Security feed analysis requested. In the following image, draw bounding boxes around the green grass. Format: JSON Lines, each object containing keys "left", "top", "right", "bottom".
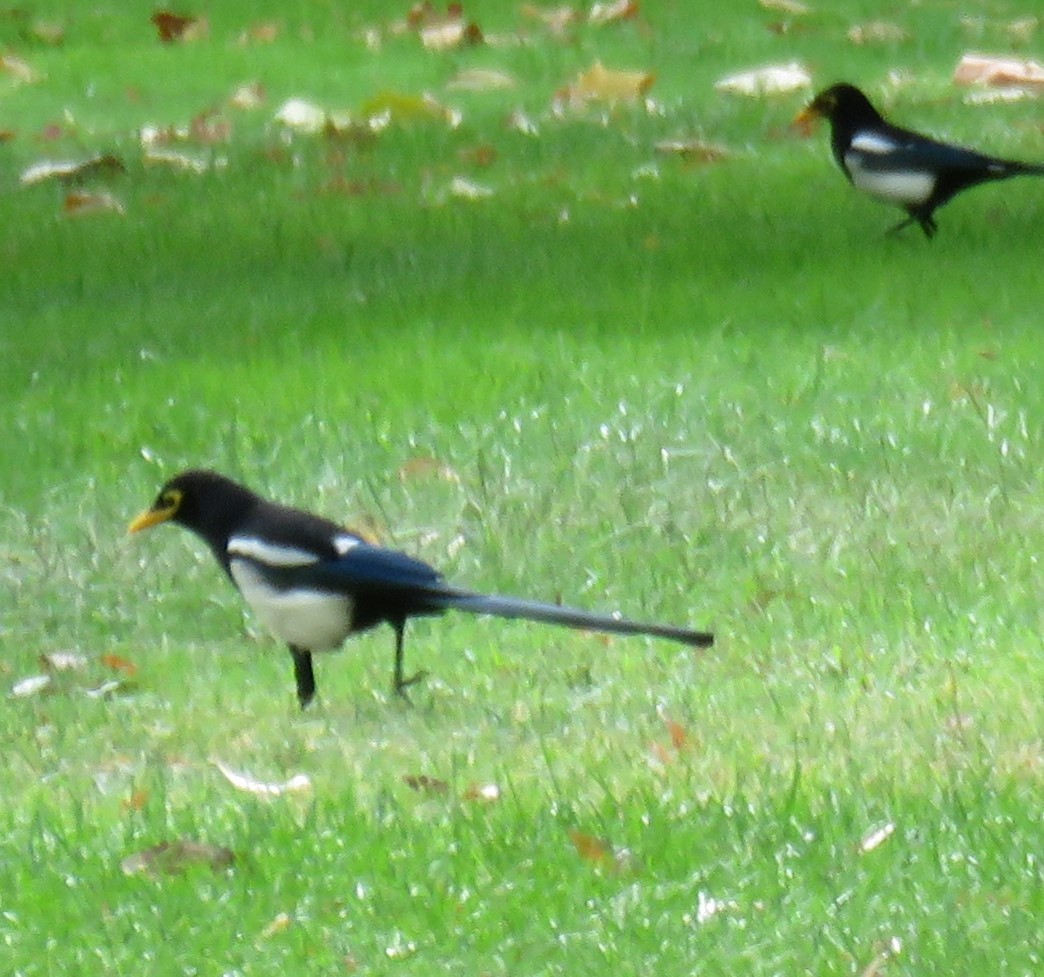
{"left": 3, "top": 2, "right": 1043, "bottom": 974}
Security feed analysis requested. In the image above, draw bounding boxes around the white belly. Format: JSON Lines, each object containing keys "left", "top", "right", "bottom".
{"left": 846, "top": 154, "right": 935, "bottom": 206}
{"left": 230, "top": 559, "right": 353, "bottom": 651}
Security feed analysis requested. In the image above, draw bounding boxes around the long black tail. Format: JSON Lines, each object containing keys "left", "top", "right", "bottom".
{"left": 429, "top": 589, "right": 714, "bottom": 647}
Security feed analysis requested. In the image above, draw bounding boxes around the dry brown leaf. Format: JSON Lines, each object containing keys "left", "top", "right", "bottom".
{"left": 0, "top": 129, "right": 15, "bottom": 142}
{"left": 101, "top": 653, "right": 138, "bottom": 675}
{"left": 859, "top": 822, "right": 895, "bottom": 853}
{"left": 759, "top": 0, "right": 809, "bottom": 12}
{"left": 560, "top": 60, "right": 655, "bottom": 106}
{"left": 229, "top": 81, "right": 266, "bottom": 110}
{"left": 143, "top": 147, "right": 212, "bottom": 173}
{"left": 21, "top": 154, "right": 125, "bottom": 186}
{"left": 238, "top": 21, "right": 280, "bottom": 45}
{"left": 63, "top": 191, "right": 125, "bottom": 217}
{"left": 0, "top": 53, "right": 39, "bottom": 84}
{"left": 569, "top": 829, "right": 611, "bottom": 863}
{"left": 397, "top": 456, "right": 461, "bottom": 481}
{"left": 448, "top": 175, "right": 493, "bottom": 199}
{"left": 655, "top": 137, "right": 731, "bottom": 162}
{"left": 446, "top": 67, "right": 516, "bottom": 91}
{"left": 12, "top": 675, "right": 51, "bottom": 698}
{"left": 847, "top": 21, "right": 908, "bottom": 45}
{"left": 462, "top": 782, "right": 501, "bottom": 802}
{"left": 664, "top": 717, "right": 689, "bottom": 751}
{"left": 715, "top": 62, "right": 811, "bottom": 96}
{"left": 40, "top": 651, "right": 88, "bottom": 672}
{"left": 213, "top": 760, "right": 312, "bottom": 797}
{"left": 421, "top": 17, "right": 483, "bottom": 50}
{"left": 30, "top": 19, "right": 66, "bottom": 45}
{"left": 120, "top": 789, "right": 150, "bottom": 813}
{"left": 190, "top": 110, "right": 231, "bottom": 144}
{"left": 402, "top": 774, "right": 450, "bottom": 794}
{"left": 259, "top": 912, "right": 293, "bottom": 939}
{"left": 953, "top": 53, "right": 1044, "bottom": 87}
{"left": 152, "top": 11, "right": 209, "bottom": 43}
{"left": 121, "top": 839, "right": 235, "bottom": 877}
{"left": 588, "top": 0, "right": 639, "bottom": 25}
{"left": 458, "top": 144, "right": 497, "bottom": 166}
{"left": 521, "top": 4, "right": 578, "bottom": 35}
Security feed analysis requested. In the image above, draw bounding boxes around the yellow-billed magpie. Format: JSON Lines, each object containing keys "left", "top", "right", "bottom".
{"left": 796, "top": 82, "right": 1044, "bottom": 238}
{"left": 129, "top": 470, "right": 714, "bottom": 707}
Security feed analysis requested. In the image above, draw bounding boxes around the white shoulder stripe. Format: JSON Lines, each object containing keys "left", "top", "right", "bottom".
{"left": 333, "top": 534, "right": 361, "bottom": 556}
{"left": 228, "top": 536, "right": 321, "bottom": 567}
{"left": 850, "top": 131, "right": 899, "bottom": 155}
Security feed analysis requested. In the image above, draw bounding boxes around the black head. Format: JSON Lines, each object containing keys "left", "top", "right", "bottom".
{"left": 798, "top": 83, "right": 885, "bottom": 129}
{"left": 128, "top": 469, "right": 261, "bottom": 542}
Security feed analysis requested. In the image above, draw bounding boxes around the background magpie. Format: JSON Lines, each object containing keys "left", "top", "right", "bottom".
{"left": 796, "top": 82, "right": 1044, "bottom": 237}
{"left": 129, "top": 470, "right": 714, "bottom": 707}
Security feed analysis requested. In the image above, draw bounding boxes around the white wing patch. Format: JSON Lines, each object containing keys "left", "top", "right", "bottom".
{"left": 333, "top": 534, "right": 361, "bottom": 556}
{"left": 850, "top": 131, "right": 900, "bottom": 155}
{"left": 230, "top": 560, "right": 353, "bottom": 651}
{"left": 228, "top": 536, "right": 320, "bottom": 567}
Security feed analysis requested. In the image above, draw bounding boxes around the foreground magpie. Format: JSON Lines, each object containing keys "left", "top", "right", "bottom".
{"left": 796, "top": 82, "right": 1044, "bottom": 237}
{"left": 129, "top": 470, "right": 714, "bottom": 707}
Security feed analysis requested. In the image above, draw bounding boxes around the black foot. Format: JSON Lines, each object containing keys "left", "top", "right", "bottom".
{"left": 394, "top": 669, "right": 429, "bottom": 701}
{"left": 291, "top": 647, "right": 316, "bottom": 709}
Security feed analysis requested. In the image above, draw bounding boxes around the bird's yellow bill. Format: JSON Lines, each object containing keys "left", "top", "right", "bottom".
{"left": 792, "top": 104, "right": 820, "bottom": 136}
{"left": 128, "top": 506, "right": 174, "bottom": 534}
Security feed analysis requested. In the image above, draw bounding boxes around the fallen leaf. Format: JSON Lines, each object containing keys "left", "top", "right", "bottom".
{"left": 21, "top": 154, "right": 125, "bottom": 185}
{"left": 462, "top": 782, "right": 501, "bottom": 802}
{"left": 64, "top": 191, "right": 125, "bottom": 217}
{"left": 560, "top": 60, "right": 655, "bottom": 106}
{"left": 0, "top": 53, "right": 39, "bottom": 84}
{"left": 654, "top": 137, "right": 731, "bottom": 161}
{"left": 237, "top": 21, "right": 280, "bottom": 45}
{"left": 274, "top": 98, "right": 329, "bottom": 134}
{"left": 458, "top": 143, "right": 497, "bottom": 166}
{"left": 121, "top": 839, "right": 234, "bottom": 876}
{"left": 847, "top": 21, "right": 908, "bottom": 45}
{"left": 569, "top": 829, "right": 611, "bottom": 863}
{"left": 361, "top": 90, "right": 460, "bottom": 127}
{"left": 85, "top": 678, "right": 132, "bottom": 697}
{"left": 714, "top": 62, "right": 811, "bottom": 96}
{"left": 446, "top": 67, "right": 516, "bottom": 91}
{"left": 588, "top": 0, "right": 639, "bottom": 25}
{"left": 12, "top": 675, "right": 52, "bottom": 698}
{"left": 120, "top": 789, "right": 150, "bottom": 812}
{"left": 189, "top": 110, "right": 231, "bottom": 144}
{"left": 448, "top": 175, "right": 493, "bottom": 199}
{"left": 759, "top": 0, "right": 809, "bottom": 12}
{"left": 100, "top": 653, "right": 138, "bottom": 675}
{"left": 229, "top": 81, "right": 266, "bottom": 110}
{"left": 1006, "top": 18, "right": 1038, "bottom": 44}
{"left": 664, "top": 717, "right": 689, "bottom": 750}
{"left": 30, "top": 19, "right": 66, "bottom": 45}
{"left": 420, "top": 17, "right": 483, "bottom": 50}
{"left": 402, "top": 774, "right": 450, "bottom": 794}
{"left": 144, "top": 147, "right": 213, "bottom": 172}
{"left": 259, "top": 912, "right": 293, "bottom": 939}
{"left": 152, "top": 11, "right": 209, "bottom": 43}
{"left": 953, "top": 53, "right": 1044, "bottom": 87}
{"left": 0, "top": 129, "right": 15, "bottom": 142}
{"left": 506, "top": 108, "right": 539, "bottom": 135}
{"left": 40, "top": 651, "right": 88, "bottom": 672}
{"left": 521, "top": 4, "right": 579, "bottom": 36}
{"left": 859, "top": 821, "right": 895, "bottom": 853}
{"left": 213, "top": 760, "right": 312, "bottom": 797}
{"left": 397, "top": 456, "right": 461, "bottom": 481}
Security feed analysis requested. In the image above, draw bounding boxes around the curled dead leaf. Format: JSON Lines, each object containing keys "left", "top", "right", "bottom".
{"left": 715, "top": 62, "right": 811, "bottom": 96}
{"left": 446, "top": 68, "right": 516, "bottom": 91}
{"left": 100, "top": 653, "right": 138, "bottom": 675}
{"left": 144, "top": 148, "right": 214, "bottom": 173}
{"left": 21, "top": 154, "right": 125, "bottom": 186}
{"left": 859, "top": 821, "right": 895, "bottom": 853}
{"left": 121, "top": 839, "right": 234, "bottom": 876}
{"left": 213, "top": 760, "right": 312, "bottom": 797}
{"left": 64, "top": 191, "right": 125, "bottom": 217}
{"left": 953, "top": 53, "right": 1044, "bottom": 87}
{"left": 0, "top": 53, "right": 39, "bottom": 84}
{"left": 152, "top": 11, "right": 209, "bottom": 43}
{"left": 655, "top": 137, "right": 731, "bottom": 162}
{"left": 40, "top": 651, "right": 88, "bottom": 672}
{"left": 448, "top": 175, "right": 493, "bottom": 199}
{"left": 229, "top": 82, "right": 266, "bottom": 110}
{"left": 560, "top": 60, "right": 656, "bottom": 107}
{"left": 397, "top": 456, "right": 461, "bottom": 481}
{"left": 462, "top": 782, "right": 501, "bottom": 802}
{"left": 847, "top": 21, "right": 908, "bottom": 45}
{"left": 402, "top": 774, "right": 450, "bottom": 794}
{"left": 588, "top": 0, "right": 639, "bottom": 25}
{"left": 12, "top": 675, "right": 52, "bottom": 698}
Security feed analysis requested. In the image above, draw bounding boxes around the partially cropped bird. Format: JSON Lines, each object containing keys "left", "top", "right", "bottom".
{"left": 795, "top": 82, "right": 1044, "bottom": 237}
{"left": 129, "top": 470, "right": 714, "bottom": 707}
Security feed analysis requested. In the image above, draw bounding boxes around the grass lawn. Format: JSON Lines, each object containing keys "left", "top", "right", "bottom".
{"left": 2, "top": 2, "right": 1042, "bottom": 973}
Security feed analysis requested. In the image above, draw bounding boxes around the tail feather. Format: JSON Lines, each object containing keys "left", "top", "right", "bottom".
{"left": 429, "top": 589, "right": 714, "bottom": 647}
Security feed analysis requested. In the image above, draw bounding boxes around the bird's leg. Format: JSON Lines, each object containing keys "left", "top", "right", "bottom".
{"left": 290, "top": 645, "right": 316, "bottom": 709}
{"left": 392, "top": 619, "right": 428, "bottom": 699}
{"left": 886, "top": 214, "right": 916, "bottom": 237}
{"left": 919, "top": 215, "right": 938, "bottom": 239}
